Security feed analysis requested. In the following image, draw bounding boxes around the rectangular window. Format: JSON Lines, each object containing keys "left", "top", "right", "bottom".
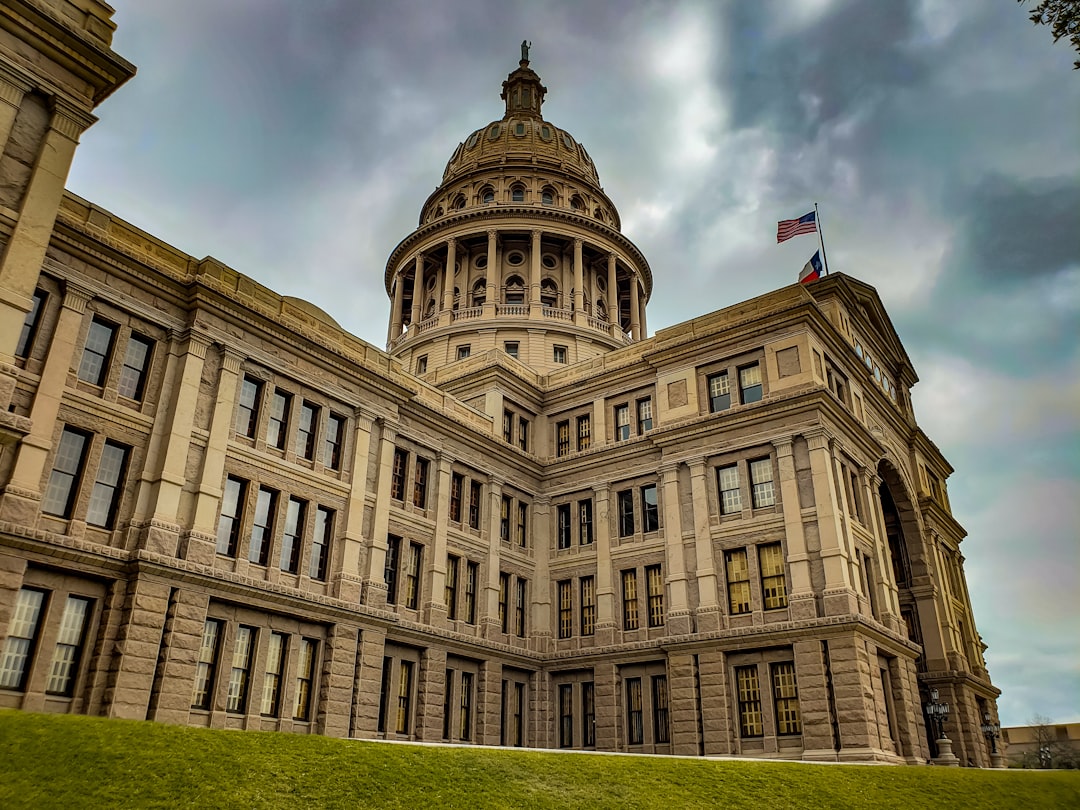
{"left": 459, "top": 671, "right": 474, "bottom": 741}
{"left": 390, "top": 448, "right": 407, "bottom": 500}
{"left": 44, "top": 595, "right": 92, "bottom": 696}
{"left": 736, "top": 665, "right": 763, "bottom": 737}
{"left": 626, "top": 677, "right": 643, "bottom": 745}
{"left": 456, "top": 345, "right": 471, "bottom": 361}
{"left": 248, "top": 487, "right": 278, "bottom": 566}
{"left": 707, "top": 371, "right": 730, "bottom": 412}
{"left": 759, "top": 543, "right": 788, "bottom": 610}
{"left": 413, "top": 457, "right": 429, "bottom": 509}
{"left": 725, "top": 549, "right": 751, "bottom": 614}
{"left": 503, "top": 410, "right": 513, "bottom": 443}
{"left": 294, "top": 638, "right": 317, "bottom": 721}
{"left": 749, "top": 458, "right": 776, "bottom": 508}
{"left": 646, "top": 564, "right": 664, "bottom": 628}
{"left": 557, "top": 503, "right": 572, "bottom": 549}
{"left": 739, "top": 363, "right": 763, "bottom": 404}
{"left": 622, "top": 569, "right": 639, "bottom": 631}
{"left": 772, "top": 662, "right": 801, "bottom": 735}
{"left": 226, "top": 625, "right": 257, "bottom": 714}
{"left": 516, "top": 502, "right": 528, "bottom": 547}
{"left": 514, "top": 578, "right": 527, "bottom": 637}
{"left": 450, "top": 473, "right": 464, "bottom": 522}
{"left": 468, "top": 481, "right": 482, "bottom": 529}
{"left": 637, "top": 397, "right": 653, "bottom": 433}
{"left": 553, "top": 345, "right": 567, "bottom": 364}
{"left": 579, "top": 499, "right": 594, "bottom": 545}
{"left": 498, "top": 572, "right": 510, "bottom": 633}
{"left": 617, "top": 489, "right": 635, "bottom": 537}
{"left": 504, "top": 341, "right": 519, "bottom": 359}
{"left": 445, "top": 554, "right": 459, "bottom": 620}
{"left": 216, "top": 476, "right": 247, "bottom": 557}
{"left": 377, "top": 657, "right": 392, "bottom": 733}
{"left": 385, "top": 535, "right": 401, "bottom": 604}
{"left": 324, "top": 413, "right": 345, "bottom": 470}
{"left": 86, "top": 440, "right": 129, "bottom": 529}
{"left": 559, "top": 683, "right": 574, "bottom": 748}
{"left": 652, "top": 675, "right": 670, "bottom": 744}
{"left": 576, "top": 415, "right": 591, "bottom": 451}
{"left": 717, "top": 464, "right": 742, "bottom": 515}
{"left": 192, "top": 618, "right": 223, "bottom": 710}
{"left": 78, "top": 319, "right": 116, "bottom": 386}
{"left": 405, "top": 543, "right": 423, "bottom": 610}
{"left": 266, "top": 390, "right": 291, "bottom": 450}
{"left": 556, "top": 420, "right": 570, "bottom": 457}
{"left": 580, "top": 576, "right": 596, "bottom": 636}
{"left": 0, "top": 588, "right": 46, "bottom": 691}
{"left": 261, "top": 632, "right": 287, "bottom": 717}
{"left": 309, "top": 506, "right": 333, "bottom": 581}
{"left": 297, "top": 402, "right": 319, "bottom": 460}
{"left": 415, "top": 355, "right": 428, "bottom": 374}
{"left": 237, "top": 376, "right": 262, "bottom": 438}
{"left": 499, "top": 495, "right": 511, "bottom": 542}
{"left": 557, "top": 580, "right": 573, "bottom": 639}
{"left": 279, "top": 497, "right": 306, "bottom": 574}
{"left": 641, "top": 484, "right": 659, "bottom": 533}
{"left": 396, "top": 659, "right": 413, "bottom": 733}
{"left": 464, "top": 561, "right": 479, "bottom": 624}
{"left": 117, "top": 333, "right": 153, "bottom": 401}
{"left": 582, "top": 681, "right": 596, "bottom": 747}
{"left": 518, "top": 417, "right": 529, "bottom": 452}
{"left": 15, "top": 289, "right": 46, "bottom": 359}
{"left": 42, "top": 427, "right": 90, "bottom": 519}
{"left": 513, "top": 681, "right": 525, "bottom": 746}
{"left": 614, "top": 404, "right": 630, "bottom": 441}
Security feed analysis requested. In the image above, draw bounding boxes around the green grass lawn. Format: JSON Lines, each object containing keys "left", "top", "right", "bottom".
{"left": 1, "top": 710, "right": 1077, "bottom": 809}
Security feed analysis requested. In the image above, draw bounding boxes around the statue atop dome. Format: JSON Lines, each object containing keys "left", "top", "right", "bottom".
{"left": 520, "top": 40, "right": 530, "bottom": 64}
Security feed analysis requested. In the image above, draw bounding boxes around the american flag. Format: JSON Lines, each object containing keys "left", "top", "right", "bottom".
{"left": 777, "top": 211, "right": 817, "bottom": 243}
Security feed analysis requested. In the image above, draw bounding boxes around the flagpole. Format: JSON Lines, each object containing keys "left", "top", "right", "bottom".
{"left": 815, "top": 202, "right": 831, "bottom": 275}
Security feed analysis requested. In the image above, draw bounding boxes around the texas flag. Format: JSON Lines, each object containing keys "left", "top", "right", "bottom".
{"left": 799, "top": 251, "right": 823, "bottom": 284}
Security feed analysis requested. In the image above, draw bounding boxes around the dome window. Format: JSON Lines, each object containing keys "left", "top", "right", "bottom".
{"left": 541, "top": 278, "right": 559, "bottom": 308}
{"left": 594, "top": 207, "right": 604, "bottom": 221}
{"left": 539, "top": 125, "right": 552, "bottom": 141}
{"left": 475, "top": 254, "right": 488, "bottom": 269}
{"left": 561, "top": 132, "right": 575, "bottom": 149}
{"left": 541, "top": 253, "right": 558, "bottom": 270}
{"left": 596, "top": 276, "right": 606, "bottom": 292}
{"left": 511, "top": 186, "right": 525, "bottom": 203}
{"left": 480, "top": 187, "right": 495, "bottom": 204}
{"left": 506, "top": 251, "right": 525, "bottom": 266}
{"left": 504, "top": 275, "right": 526, "bottom": 304}
{"left": 570, "top": 195, "right": 584, "bottom": 211}
{"left": 488, "top": 123, "right": 502, "bottom": 140}
{"left": 541, "top": 188, "right": 554, "bottom": 205}
{"left": 434, "top": 205, "right": 444, "bottom": 218}
{"left": 453, "top": 194, "right": 466, "bottom": 210}
{"left": 471, "top": 279, "right": 486, "bottom": 307}
{"left": 514, "top": 122, "right": 526, "bottom": 137}
{"left": 466, "top": 131, "right": 480, "bottom": 149}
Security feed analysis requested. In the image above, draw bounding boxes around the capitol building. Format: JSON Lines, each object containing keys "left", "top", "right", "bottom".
{"left": 0, "top": 2, "right": 1002, "bottom": 765}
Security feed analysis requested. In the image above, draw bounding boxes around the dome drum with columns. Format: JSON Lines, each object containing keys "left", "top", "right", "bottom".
{"left": 384, "top": 55, "right": 651, "bottom": 375}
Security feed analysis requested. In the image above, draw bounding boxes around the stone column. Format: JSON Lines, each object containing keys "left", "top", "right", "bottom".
{"left": 0, "top": 101, "right": 93, "bottom": 361}
{"left": 0, "top": 280, "right": 93, "bottom": 523}
{"left": 687, "top": 459, "right": 722, "bottom": 631}
{"left": 828, "top": 635, "right": 882, "bottom": 761}
{"left": 698, "top": 649, "right": 733, "bottom": 755}
{"left": 315, "top": 622, "right": 361, "bottom": 738}
{"left": 629, "top": 274, "right": 641, "bottom": 341}
{"left": 104, "top": 575, "right": 173, "bottom": 721}
{"left": 531, "top": 496, "right": 552, "bottom": 652}
{"left": 416, "top": 648, "right": 448, "bottom": 741}
{"left": 805, "top": 429, "right": 857, "bottom": 615}
{"left": 794, "top": 639, "right": 839, "bottom": 761}
{"left": 145, "top": 588, "right": 210, "bottom": 726}
{"left": 482, "top": 477, "right": 505, "bottom": 638}
{"left": 350, "top": 626, "right": 387, "bottom": 739}
{"left": 409, "top": 254, "right": 423, "bottom": 330}
{"left": 668, "top": 652, "right": 700, "bottom": 755}
{"left": 425, "top": 452, "right": 453, "bottom": 627}
{"left": 335, "top": 408, "right": 376, "bottom": 603}
{"left": 639, "top": 288, "right": 648, "bottom": 339}
{"left": 362, "top": 422, "right": 397, "bottom": 609}
{"left": 388, "top": 269, "right": 404, "bottom": 344}
{"left": 592, "top": 483, "right": 617, "bottom": 644}
{"left": 529, "top": 229, "right": 542, "bottom": 316}
{"left": 659, "top": 461, "right": 692, "bottom": 634}
{"left": 440, "top": 238, "right": 456, "bottom": 325}
{"left": 773, "top": 438, "right": 817, "bottom": 619}
{"left": 606, "top": 253, "right": 618, "bottom": 337}
{"left": 593, "top": 661, "right": 619, "bottom": 752}
{"left": 476, "top": 659, "right": 503, "bottom": 745}
{"left": 184, "top": 347, "right": 243, "bottom": 564}
{"left": 572, "top": 238, "right": 586, "bottom": 326}
{"left": 135, "top": 329, "right": 212, "bottom": 555}
{"left": 0, "top": 74, "right": 27, "bottom": 158}
{"left": 484, "top": 230, "right": 498, "bottom": 316}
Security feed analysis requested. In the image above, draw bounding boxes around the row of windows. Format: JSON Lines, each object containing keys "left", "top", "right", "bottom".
{"left": 725, "top": 543, "right": 788, "bottom": 613}
{"left": 216, "top": 475, "right": 335, "bottom": 580}
{"left": 556, "top": 576, "right": 597, "bottom": 639}
{"left": 617, "top": 484, "right": 659, "bottom": 537}
{"left": 390, "top": 448, "right": 430, "bottom": 509}
{"left": 238, "top": 376, "right": 346, "bottom": 471}
{"left": 444, "top": 555, "right": 480, "bottom": 624}
{"left": 736, "top": 662, "right": 801, "bottom": 737}
{"left": 557, "top": 680, "right": 597, "bottom": 748}
{"left": 385, "top": 535, "right": 423, "bottom": 610}
{"left": 456, "top": 342, "right": 569, "bottom": 366}
{"left": 556, "top": 499, "right": 594, "bottom": 549}
{"left": 716, "top": 458, "right": 776, "bottom": 514}
{"left": 42, "top": 427, "right": 130, "bottom": 529}
{"left": 554, "top": 396, "right": 654, "bottom": 458}
{"left": 0, "top": 587, "right": 93, "bottom": 696}
{"left": 498, "top": 573, "right": 529, "bottom": 637}
{"left": 707, "top": 362, "right": 763, "bottom": 413}
{"left": 622, "top": 565, "right": 665, "bottom": 631}
{"left": 626, "top": 674, "right": 670, "bottom": 746}
{"left": 191, "top": 618, "right": 318, "bottom": 721}
{"left": 502, "top": 407, "right": 530, "bottom": 452}
{"left": 499, "top": 495, "right": 529, "bottom": 548}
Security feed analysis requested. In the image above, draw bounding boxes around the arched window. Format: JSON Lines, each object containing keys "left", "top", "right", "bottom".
{"left": 541, "top": 188, "right": 554, "bottom": 206}
{"left": 480, "top": 187, "right": 495, "bottom": 204}
{"left": 434, "top": 205, "right": 444, "bottom": 218}
{"left": 504, "top": 275, "right": 525, "bottom": 305}
{"left": 425, "top": 298, "right": 436, "bottom": 319}
{"left": 570, "top": 195, "right": 584, "bottom": 212}
{"left": 453, "top": 194, "right": 466, "bottom": 210}
{"left": 540, "top": 278, "right": 559, "bottom": 308}
{"left": 472, "top": 279, "right": 486, "bottom": 307}
{"left": 594, "top": 207, "right": 604, "bottom": 221}
{"left": 511, "top": 185, "right": 525, "bottom": 203}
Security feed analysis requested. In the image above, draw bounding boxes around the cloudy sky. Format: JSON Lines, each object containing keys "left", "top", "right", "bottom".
{"left": 67, "top": 1, "right": 1078, "bottom": 726}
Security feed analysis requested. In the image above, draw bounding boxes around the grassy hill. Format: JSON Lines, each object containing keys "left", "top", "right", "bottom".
{"left": 1, "top": 710, "right": 1078, "bottom": 809}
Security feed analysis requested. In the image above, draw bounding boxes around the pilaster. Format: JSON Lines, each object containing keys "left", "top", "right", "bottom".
{"left": 687, "top": 459, "right": 721, "bottom": 631}
{"left": 315, "top": 622, "right": 360, "bottom": 738}
{"left": 805, "top": 429, "right": 858, "bottom": 615}
{"left": 659, "top": 461, "right": 692, "bottom": 634}
{"left": 335, "top": 408, "right": 376, "bottom": 603}
{"left": 361, "top": 421, "right": 397, "bottom": 608}
{"left": 773, "top": 438, "right": 817, "bottom": 620}
{"left": 592, "top": 483, "right": 616, "bottom": 644}
{"left": 424, "top": 452, "right": 453, "bottom": 627}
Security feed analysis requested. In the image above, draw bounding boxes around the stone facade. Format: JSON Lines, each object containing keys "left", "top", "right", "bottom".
{"left": 0, "top": 3, "right": 1003, "bottom": 766}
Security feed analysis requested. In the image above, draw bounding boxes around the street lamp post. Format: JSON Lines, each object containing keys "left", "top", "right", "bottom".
{"left": 924, "top": 687, "right": 959, "bottom": 766}
{"left": 981, "top": 711, "right": 1005, "bottom": 768}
